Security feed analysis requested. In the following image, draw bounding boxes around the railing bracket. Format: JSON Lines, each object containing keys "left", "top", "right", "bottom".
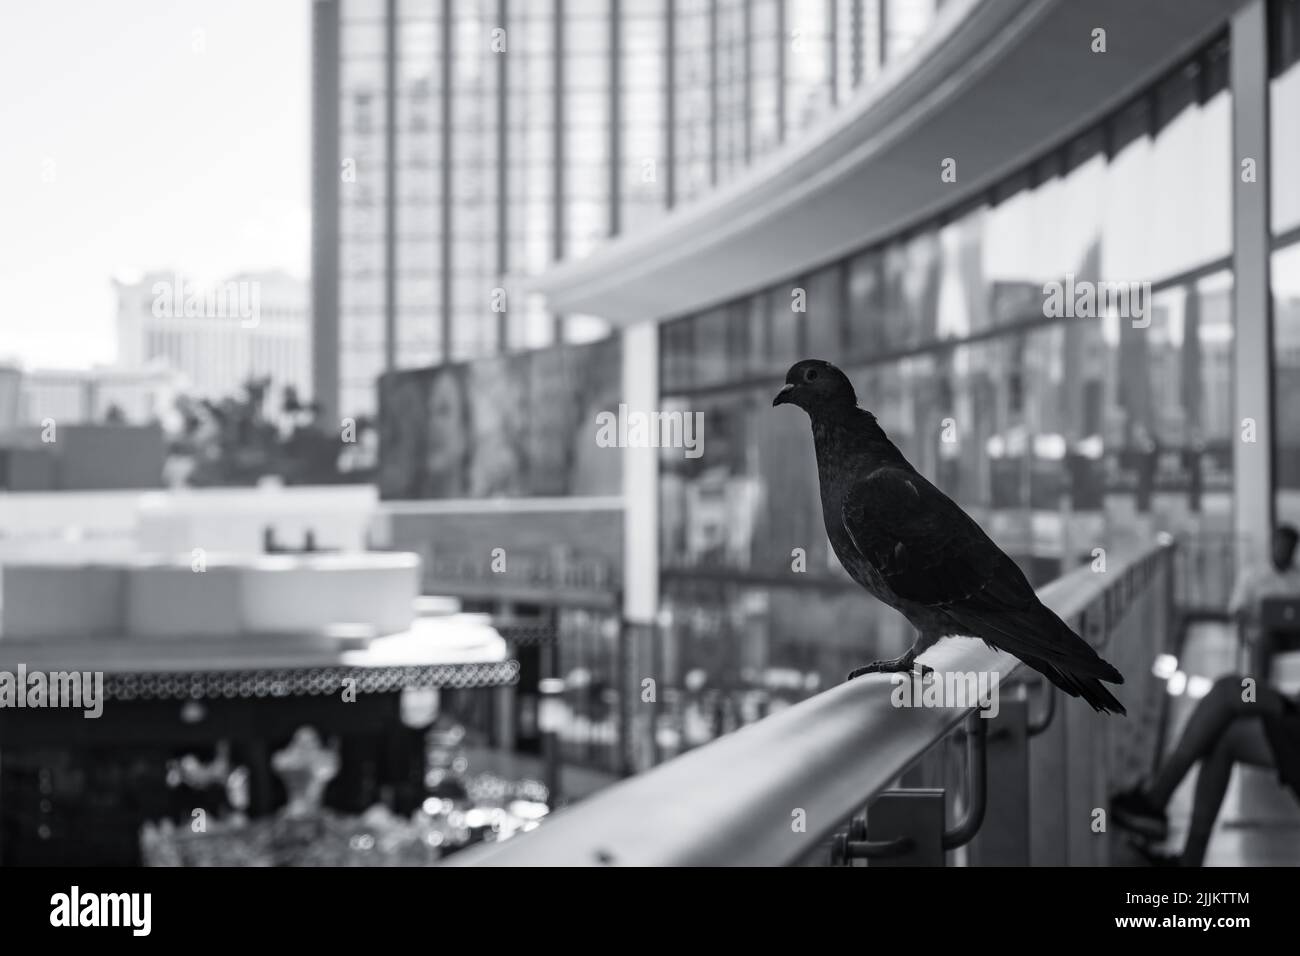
{"left": 1027, "top": 678, "right": 1057, "bottom": 738}
{"left": 832, "top": 818, "right": 914, "bottom": 864}
{"left": 941, "top": 712, "right": 988, "bottom": 850}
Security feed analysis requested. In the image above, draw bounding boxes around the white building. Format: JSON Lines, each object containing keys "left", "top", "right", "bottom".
{"left": 18, "top": 363, "right": 185, "bottom": 427}
{"left": 0, "top": 364, "right": 22, "bottom": 430}
{"left": 115, "top": 270, "right": 310, "bottom": 406}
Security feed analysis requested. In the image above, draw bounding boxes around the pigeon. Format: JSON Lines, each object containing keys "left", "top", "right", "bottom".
{"left": 774, "top": 358, "right": 1126, "bottom": 714}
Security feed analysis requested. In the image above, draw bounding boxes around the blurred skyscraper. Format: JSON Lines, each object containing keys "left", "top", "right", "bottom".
{"left": 312, "top": 0, "right": 939, "bottom": 421}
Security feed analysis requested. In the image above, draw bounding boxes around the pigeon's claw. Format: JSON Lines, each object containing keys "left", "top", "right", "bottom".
{"left": 846, "top": 653, "right": 929, "bottom": 682}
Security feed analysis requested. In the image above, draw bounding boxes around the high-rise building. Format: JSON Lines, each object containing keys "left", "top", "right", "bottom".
{"left": 115, "top": 270, "right": 310, "bottom": 406}
{"left": 312, "top": 0, "right": 940, "bottom": 422}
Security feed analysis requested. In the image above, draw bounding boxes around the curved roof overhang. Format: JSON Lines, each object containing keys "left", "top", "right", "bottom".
{"left": 519, "top": 0, "right": 1241, "bottom": 325}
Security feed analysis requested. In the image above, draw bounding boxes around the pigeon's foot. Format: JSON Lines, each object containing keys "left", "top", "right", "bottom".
{"left": 846, "top": 654, "right": 933, "bottom": 681}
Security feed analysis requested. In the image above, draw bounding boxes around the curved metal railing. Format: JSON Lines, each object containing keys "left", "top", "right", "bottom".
{"left": 450, "top": 539, "right": 1174, "bottom": 866}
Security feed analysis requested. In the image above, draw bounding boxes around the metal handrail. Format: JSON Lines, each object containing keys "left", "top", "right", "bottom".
{"left": 450, "top": 540, "right": 1174, "bottom": 867}
{"left": 942, "top": 712, "right": 988, "bottom": 850}
{"left": 1027, "top": 680, "right": 1057, "bottom": 737}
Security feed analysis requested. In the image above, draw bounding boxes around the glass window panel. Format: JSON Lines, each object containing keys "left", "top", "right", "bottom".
{"left": 786, "top": 0, "right": 832, "bottom": 133}
{"left": 1276, "top": 244, "right": 1300, "bottom": 525}
{"left": 802, "top": 267, "right": 844, "bottom": 358}
{"left": 1273, "top": 13, "right": 1300, "bottom": 233}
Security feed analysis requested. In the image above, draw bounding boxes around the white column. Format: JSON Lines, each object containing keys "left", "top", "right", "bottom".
{"left": 622, "top": 321, "right": 659, "bottom": 625}
{"left": 1231, "top": 0, "right": 1275, "bottom": 558}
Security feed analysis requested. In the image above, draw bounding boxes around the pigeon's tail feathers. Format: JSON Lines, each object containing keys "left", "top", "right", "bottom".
{"left": 953, "top": 601, "right": 1127, "bottom": 714}
{"left": 1033, "top": 658, "right": 1127, "bottom": 716}
{"left": 955, "top": 602, "right": 1125, "bottom": 684}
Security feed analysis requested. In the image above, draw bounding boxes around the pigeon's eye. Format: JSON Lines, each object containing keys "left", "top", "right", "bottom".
{"left": 804, "top": 368, "right": 819, "bottom": 382}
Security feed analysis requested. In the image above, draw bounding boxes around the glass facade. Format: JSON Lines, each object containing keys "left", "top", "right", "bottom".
{"left": 883, "top": 0, "right": 937, "bottom": 63}
{"left": 785, "top": 0, "right": 832, "bottom": 132}
{"left": 324, "top": 0, "right": 943, "bottom": 419}
{"left": 715, "top": 0, "right": 747, "bottom": 181}
{"left": 1273, "top": 0, "right": 1300, "bottom": 525}
{"left": 338, "top": 0, "right": 390, "bottom": 419}
{"left": 621, "top": 1, "right": 668, "bottom": 233}
{"left": 750, "top": 0, "right": 783, "bottom": 157}
{"left": 563, "top": 0, "right": 613, "bottom": 261}
{"left": 671, "top": 0, "right": 712, "bottom": 202}
{"left": 448, "top": 0, "right": 501, "bottom": 362}
{"left": 504, "top": 0, "right": 556, "bottom": 351}
{"left": 656, "top": 36, "right": 1238, "bottom": 742}
{"left": 395, "top": 0, "right": 442, "bottom": 371}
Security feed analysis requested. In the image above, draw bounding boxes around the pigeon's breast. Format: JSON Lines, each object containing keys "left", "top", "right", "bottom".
{"left": 818, "top": 484, "right": 895, "bottom": 603}
{"left": 811, "top": 424, "right": 905, "bottom": 605}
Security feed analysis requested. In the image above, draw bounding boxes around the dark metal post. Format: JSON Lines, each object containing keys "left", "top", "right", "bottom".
{"left": 877, "top": 0, "right": 888, "bottom": 70}
{"left": 828, "top": 0, "right": 838, "bottom": 106}
{"left": 968, "top": 697, "right": 1030, "bottom": 865}
{"left": 310, "top": 0, "right": 341, "bottom": 423}
{"left": 538, "top": 677, "right": 565, "bottom": 808}
{"left": 615, "top": 600, "right": 633, "bottom": 777}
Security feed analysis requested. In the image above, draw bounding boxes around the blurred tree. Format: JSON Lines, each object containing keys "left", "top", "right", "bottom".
{"left": 163, "top": 378, "right": 368, "bottom": 487}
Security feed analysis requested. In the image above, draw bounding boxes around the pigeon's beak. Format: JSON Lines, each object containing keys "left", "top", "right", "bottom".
{"left": 772, "top": 383, "right": 796, "bottom": 407}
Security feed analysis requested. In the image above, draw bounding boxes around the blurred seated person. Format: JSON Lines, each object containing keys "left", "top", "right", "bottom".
{"left": 1228, "top": 524, "right": 1300, "bottom": 681}
{"left": 1111, "top": 673, "right": 1300, "bottom": 866}
{"left": 1110, "top": 525, "right": 1300, "bottom": 865}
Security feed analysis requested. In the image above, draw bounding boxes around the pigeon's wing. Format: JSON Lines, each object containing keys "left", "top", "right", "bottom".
{"left": 840, "top": 467, "right": 1123, "bottom": 683}
{"left": 839, "top": 467, "right": 1037, "bottom": 611}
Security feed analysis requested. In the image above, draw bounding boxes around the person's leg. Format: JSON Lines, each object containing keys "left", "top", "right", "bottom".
{"left": 1147, "top": 674, "right": 1284, "bottom": 806}
{"left": 1179, "top": 717, "right": 1276, "bottom": 866}
{"left": 1251, "top": 628, "right": 1280, "bottom": 685}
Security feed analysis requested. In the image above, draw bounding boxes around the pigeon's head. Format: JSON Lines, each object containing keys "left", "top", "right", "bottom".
{"left": 773, "top": 359, "right": 857, "bottom": 413}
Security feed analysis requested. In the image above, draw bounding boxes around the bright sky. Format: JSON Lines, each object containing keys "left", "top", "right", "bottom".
{"left": 0, "top": 0, "right": 309, "bottom": 370}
